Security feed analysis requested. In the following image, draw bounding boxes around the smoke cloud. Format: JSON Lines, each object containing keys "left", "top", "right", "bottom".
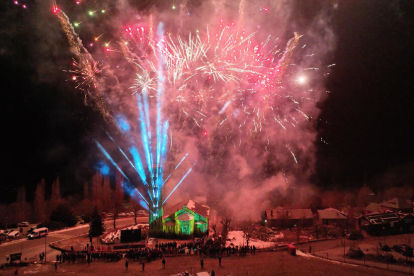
{"left": 25, "top": 0, "right": 337, "bottom": 218}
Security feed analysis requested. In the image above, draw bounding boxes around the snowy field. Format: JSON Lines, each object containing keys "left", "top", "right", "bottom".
{"left": 225, "top": 231, "right": 281, "bottom": 249}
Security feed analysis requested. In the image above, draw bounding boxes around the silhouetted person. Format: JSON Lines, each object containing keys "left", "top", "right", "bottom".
{"left": 125, "top": 260, "right": 129, "bottom": 270}
{"left": 211, "top": 270, "right": 215, "bottom": 276}
{"left": 200, "top": 258, "right": 204, "bottom": 269}
{"left": 219, "top": 256, "right": 222, "bottom": 266}
{"left": 162, "top": 257, "right": 166, "bottom": 269}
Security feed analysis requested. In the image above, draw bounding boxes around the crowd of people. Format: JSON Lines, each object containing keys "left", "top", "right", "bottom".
{"left": 52, "top": 236, "right": 258, "bottom": 273}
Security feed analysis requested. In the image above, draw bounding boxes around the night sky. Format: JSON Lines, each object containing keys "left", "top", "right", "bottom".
{"left": 1, "top": 0, "right": 414, "bottom": 203}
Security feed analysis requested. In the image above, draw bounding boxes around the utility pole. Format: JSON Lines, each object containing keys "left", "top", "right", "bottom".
{"left": 44, "top": 234, "right": 47, "bottom": 262}
{"left": 343, "top": 238, "right": 345, "bottom": 256}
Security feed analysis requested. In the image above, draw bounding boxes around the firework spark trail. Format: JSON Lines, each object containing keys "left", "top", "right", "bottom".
{"left": 275, "top": 32, "right": 301, "bottom": 84}
{"left": 286, "top": 145, "right": 298, "bottom": 164}
{"left": 56, "top": 8, "right": 115, "bottom": 124}
{"left": 105, "top": 131, "right": 115, "bottom": 142}
{"left": 156, "top": 23, "right": 166, "bottom": 197}
{"left": 238, "top": 0, "right": 246, "bottom": 33}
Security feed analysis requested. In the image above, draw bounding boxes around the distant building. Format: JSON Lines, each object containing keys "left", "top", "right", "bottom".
{"left": 162, "top": 200, "right": 209, "bottom": 236}
{"left": 364, "top": 203, "right": 382, "bottom": 214}
{"left": 317, "top": 208, "right": 347, "bottom": 226}
{"left": 264, "top": 207, "right": 314, "bottom": 228}
{"left": 358, "top": 212, "right": 414, "bottom": 235}
{"left": 380, "top": 198, "right": 413, "bottom": 213}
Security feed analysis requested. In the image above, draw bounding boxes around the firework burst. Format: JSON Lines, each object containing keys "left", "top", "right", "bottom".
{"left": 52, "top": 0, "right": 329, "bottom": 218}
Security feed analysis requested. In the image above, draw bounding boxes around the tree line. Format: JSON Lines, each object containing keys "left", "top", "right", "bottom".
{"left": 0, "top": 171, "right": 134, "bottom": 229}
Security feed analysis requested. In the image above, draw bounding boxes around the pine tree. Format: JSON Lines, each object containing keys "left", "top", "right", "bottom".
{"left": 83, "top": 181, "right": 90, "bottom": 200}
{"left": 102, "top": 176, "right": 111, "bottom": 212}
{"left": 50, "top": 204, "right": 77, "bottom": 227}
{"left": 34, "top": 179, "right": 46, "bottom": 223}
{"left": 130, "top": 195, "right": 140, "bottom": 225}
{"left": 113, "top": 172, "right": 124, "bottom": 228}
{"left": 15, "top": 186, "right": 28, "bottom": 222}
{"left": 50, "top": 177, "right": 62, "bottom": 210}
{"left": 92, "top": 172, "right": 103, "bottom": 210}
{"left": 89, "top": 206, "right": 105, "bottom": 237}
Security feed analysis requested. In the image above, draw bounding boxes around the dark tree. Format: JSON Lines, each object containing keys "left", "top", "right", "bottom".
{"left": 50, "top": 204, "right": 77, "bottom": 227}
{"left": 34, "top": 179, "right": 46, "bottom": 223}
{"left": 113, "top": 172, "right": 124, "bottom": 229}
{"left": 309, "top": 195, "right": 323, "bottom": 213}
{"left": 219, "top": 209, "right": 233, "bottom": 240}
{"left": 89, "top": 206, "right": 105, "bottom": 237}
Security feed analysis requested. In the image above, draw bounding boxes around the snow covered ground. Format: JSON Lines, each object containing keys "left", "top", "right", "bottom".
{"left": 225, "top": 231, "right": 278, "bottom": 249}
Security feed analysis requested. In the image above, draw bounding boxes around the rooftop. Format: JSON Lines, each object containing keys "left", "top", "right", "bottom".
{"left": 380, "top": 198, "right": 413, "bottom": 210}
{"left": 317, "top": 208, "right": 347, "bottom": 220}
{"left": 163, "top": 199, "right": 210, "bottom": 219}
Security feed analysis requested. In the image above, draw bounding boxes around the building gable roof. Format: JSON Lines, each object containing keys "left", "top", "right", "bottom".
{"left": 176, "top": 212, "right": 195, "bottom": 221}
{"left": 380, "top": 198, "right": 412, "bottom": 210}
{"left": 317, "top": 208, "right": 347, "bottom": 220}
{"left": 365, "top": 203, "right": 382, "bottom": 213}
{"left": 163, "top": 199, "right": 210, "bottom": 219}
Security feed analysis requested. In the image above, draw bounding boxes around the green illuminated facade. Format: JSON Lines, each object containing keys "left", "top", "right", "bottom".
{"left": 158, "top": 200, "right": 209, "bottom": 238}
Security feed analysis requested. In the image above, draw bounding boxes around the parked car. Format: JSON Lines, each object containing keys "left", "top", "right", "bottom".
{"left": 1, "top": 230, "right": 12, "bottom": 236}
{"left": 380, "top": 243, "right": 391, "bottom": 251}
{"left": 7, "top": 231, "right": 20, "bottom": 239}
{"left": 393, "top": 244, "right": 413, "bottom": 256}
{"left": 347, "top": 231, "right": 364, "bottom": 240}
{"left": 100, "top": 212, "right": 107, "bottom": 218}
{"left": 126, "top": 212, "right": 134, "bottom": 217}
{"left": 106, "top": 213, "right": 114, "bottom": 218}
{"left": 28, "top": 228, "right": 48, "bottom": 239}
{"left": 17, "top": 222, "right": 30, "bottom": 227}
{"left": 118, "top": 213, "right": 126, "bottom": 217}
{"left": 27, "top": 227, "right": 36, "bottom": 234}
{"left": 3, "top": 230, "right": 12, "bottom": 236}
{"left": 136, "top": 210, "right": 148, "bottom": 217}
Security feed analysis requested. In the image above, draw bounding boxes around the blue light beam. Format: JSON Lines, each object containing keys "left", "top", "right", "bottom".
{"left": 115, "top": 114, "right": 131, "bottom": 132}
{"left": 162, "top": 152, "right": 188, "bottom": 186}
{"left": 162, "top": 167, "right": 193, "bottom": 205}
{"left": 94, "top": 140, "right": 130, "bottom": 181}
{"left": 129, "top": 146, "right": 148, "bottom": 186}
